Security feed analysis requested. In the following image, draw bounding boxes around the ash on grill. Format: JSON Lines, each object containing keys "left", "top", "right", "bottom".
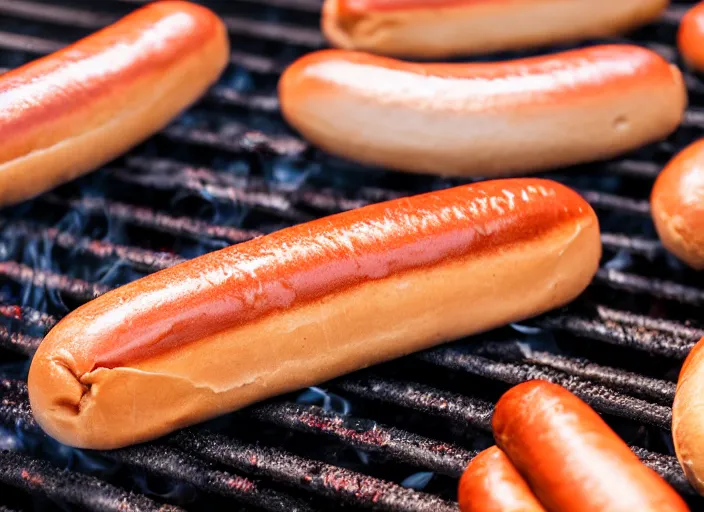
{"left": 1, "top": 0, "right": 704, "bottom": 511}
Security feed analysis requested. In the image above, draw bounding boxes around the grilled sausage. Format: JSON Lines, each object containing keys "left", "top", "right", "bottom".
{"left": 673, "top": 337, "right": 704, "bottom": 493}
{"left": 679, "top": 2, "right": 704, "bottom": 72}
{"left": 651, "top": 139, "right": 704, "bottom": 269}
{"left": 494, "top": 380, "right": 689, "bottom": 512}
{"left": 323, "top": 0, "right": 669, "bottom": 58}
{"left": 458, "top": 446, "right": 546, "bottom": 512}
{"left": 0, "top": 1, "right": 229, "bottom": 207}
{"left": 279, "top": 46, "right": 686, "bottom": 177}
{"left": 29, "top": 178, "right": 600, "bottom": 449}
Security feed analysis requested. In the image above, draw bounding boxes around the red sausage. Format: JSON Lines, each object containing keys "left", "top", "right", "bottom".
{"left": 651, "top": 139, "right": 704, "bottom": 269}
{"left": 458, "top": 446, "right": 546, "bottom": 512}
{"left": 494, "top": 381, "right": 689, "bottom": 512}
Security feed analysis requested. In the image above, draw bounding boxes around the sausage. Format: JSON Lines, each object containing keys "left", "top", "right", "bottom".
{"left": 28, "top": 178, "right": 600, "bottom": 449}
{"left": 679, "top": 2, "right": 704, "bottom": 72}
{"left": 673, "top": 337, "right": 704, "bottom": 493}
{"left": 0, "top": 1, "right": 229, "bottom": 207}
{"left": 278, "top": 46, "right": 686, "bottom": 177}
{"left": 323, "top": 0, "right": 669, "bottom": 58}
{"left": 494, "top": 380, "right": 689, "bottom": 512}
{"left": 651, "top": 139, "right": 704, "bottom": 269}
{"left": 458, "top": 446, "right": 546, "bottom": 512}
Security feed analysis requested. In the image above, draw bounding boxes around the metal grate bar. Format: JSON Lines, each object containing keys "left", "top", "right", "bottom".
{"left": 632, "top": 447, "right": 694, "bottom": 495}
{"left": 0, "top": 386, "right": 318, "bottom": 512}
{"left": 0, "top": 260, "right": 109, "bottom": 302}
{"left": 0, "top": 450, "right": 183, "bottom": 512}
{"left": 222, "top": 15, "right": 324, "bottom": 47}
{"left": 0, "top": 300, "right": 57, "bottom": 330}
{"left": 538, "top": 311, "right": 700, "bottom": 359}
{"left": 208, "top": 86, "right": 280, "bottom": 113}
{"left": 43, "top": 195, "right": 262, "bottom": 245}
{"left": 0, "top": 324, "right": 41, "bottom": 356}
{"left": 0, "top": 30, "right": 62, "bottom": 54}
{"left": 594, "top": 305, "right": 704, "bottom": 339}
{"left": 338, "top": 378, "right": 494, "bottom": 432}
{"left": 600, "top": 160, "right": 661, "bottom": 180}
{"left": 0, "top": 0, "right": 115, "bottom": 28}
{"left": 0, "top": 383, "right": 458, "bottom": 511}
{"left": 595, "top": 268, "right": 704, "bottom": 307}
{"left": 112, "top": 167, "right": 315, "bottom": 222}
{"left": 578, "top": 190, "right": 650, "bottom": 216}
{"left": 251, "top": 402, "right": 476, "bottom": 477}
{"left": 160, "top": 125, "right": 308, "bottom": 158}
{"left": 419, "top": 348, "right": 673, "bottom": 430}
{"left": 471, "top": 340, "right": 676, "bottom": 404}
{"left": 170, "top": 429, "right": 459, "bottom": 512}
{"left": 0, "top": 219, "right": 184, "bottom": 272}
{"left": 600, "top": 233, "right": 663, "bottom": 260}
{"left": 110, "top": 444, "right": 315, "bottom": 512}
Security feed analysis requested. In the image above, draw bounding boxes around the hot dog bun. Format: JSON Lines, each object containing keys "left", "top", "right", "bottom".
{"left": 651, "top": 139, "right": 704, "bottom": 269}
{"left": 29, "top": 179, "right": 600, "bottom": 449}
{"left": 494, "top": 381, "right": 688, "bottom": 512}
{"left": 0, "top": 1, "right": 229, "bottom": 207}
{"left": 324, "top": 0, "right": 669, "bottom": 58}
{"left": 673, "top": 337, "right": 704, "bottom": 493}
{"left": 679, "top": 2, "right": 704, "bottom": 72}
{"left": 458, "top": 446, "right": 546, "bottom": 512}
{"left": 279, "top": 46, "right": 686, "bottom": 177}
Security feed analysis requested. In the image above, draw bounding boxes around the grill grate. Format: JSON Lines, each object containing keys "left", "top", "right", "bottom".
{"left": 1, "top": 0, "right": 704, "bottom": 510}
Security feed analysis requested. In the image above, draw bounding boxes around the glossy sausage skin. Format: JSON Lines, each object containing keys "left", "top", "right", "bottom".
{"left": 323, "top": 0, "right": 669, "bottom": 58}
{"left": 673, "top": 337, "right": 704, "bottom": 493}
{"left": 29, "top": 179, "right": 600, "bottom": 449}
{"left": 0, "top": 1, "right": 229, "bottom": 207}
{"left": 651, "top": 139, "right": 704, "bottom": 269}
{"left": 458, "top": 446, "right": 546, "bottom": 512}
{"left": 679, "top": 2, "right": 704, "bottom": 72}
{"left": 494, "top": 381, "right": 689, "bottom": 512}
{"left": 279, "top": 46, "right": 686, "bottom": 177}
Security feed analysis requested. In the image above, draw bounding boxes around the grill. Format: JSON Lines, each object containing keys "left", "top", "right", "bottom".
{"left": 1, "top": 0, "right": 704, "bottom": 510}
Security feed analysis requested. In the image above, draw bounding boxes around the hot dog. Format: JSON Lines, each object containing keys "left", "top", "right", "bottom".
{"left": 651, "top": 140, "right": 704, "bottom": 269}
{"left": 28, "top": 178, "right": 600, "bottom": 449}
{"left": 323, "top": 0, "right": 669, "bottom": 58}
{"left": 458, "top": 446, "right": 546, "bottom": 512}
{"left": 494, "top": 380, "right": 689, "bottom": 512}
{"left": 0, "top": 1, "right": 229, "bottom": 207}
{"left": 279, "top": 46, "right": 686, "bottom": 177}
{"left": 678, "top": 2, "right": 704, "bottom": 72}
{"left": 673, "top": 337, "right": 704, "bottom": 493}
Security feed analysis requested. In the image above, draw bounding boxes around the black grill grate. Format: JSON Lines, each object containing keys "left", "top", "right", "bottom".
{"left": 1, "top": 0, "right": 704, "bottom": 510}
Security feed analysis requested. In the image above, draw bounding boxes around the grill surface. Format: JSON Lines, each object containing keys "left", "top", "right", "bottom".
{"left": 1, "top": 0, "right": 704, "bottom": 510}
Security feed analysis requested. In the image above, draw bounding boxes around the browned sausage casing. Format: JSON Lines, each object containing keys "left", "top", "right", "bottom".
{"left": 494, "top": 380, "right": 689, "bottom": 512}
{"left": 458, "top": 446, "right": 546, "bottom": 512}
